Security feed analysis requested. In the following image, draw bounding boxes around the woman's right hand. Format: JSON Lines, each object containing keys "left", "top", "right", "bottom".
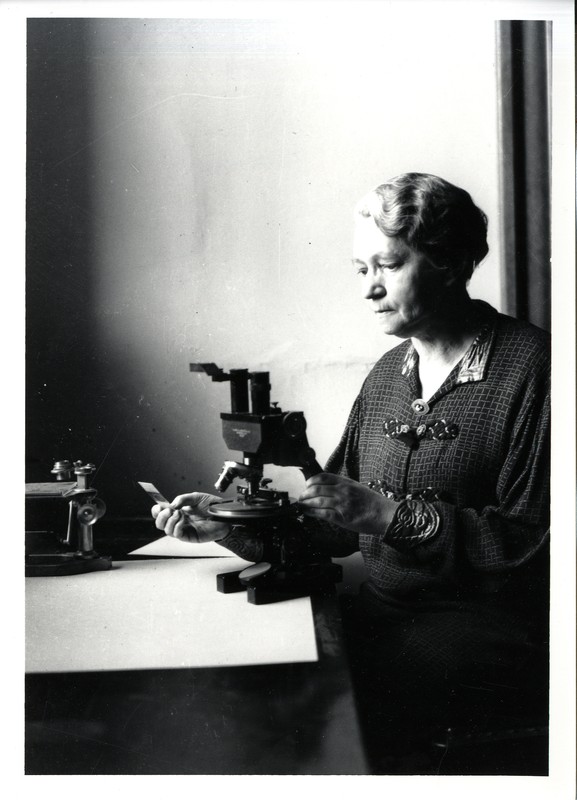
{"left": 151, "top": 492, "right": 230, "bottom": 543}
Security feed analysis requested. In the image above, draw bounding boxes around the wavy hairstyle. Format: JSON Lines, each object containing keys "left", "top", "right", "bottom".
{"left": 356, "top": 173, "right": 489, "bottom": 282}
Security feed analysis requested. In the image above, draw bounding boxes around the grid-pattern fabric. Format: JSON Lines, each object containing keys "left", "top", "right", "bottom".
{"left": 325, "top": 302, "right": 550, "bottom": 622}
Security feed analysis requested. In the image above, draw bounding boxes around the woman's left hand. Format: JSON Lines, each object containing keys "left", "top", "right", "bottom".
{"left": 298, "top": 473, "right": 397, "bottom": 536}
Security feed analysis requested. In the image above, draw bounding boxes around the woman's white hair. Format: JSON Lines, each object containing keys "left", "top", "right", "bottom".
{"left": 356, "top": 172, "right": 489, "bottom": 282}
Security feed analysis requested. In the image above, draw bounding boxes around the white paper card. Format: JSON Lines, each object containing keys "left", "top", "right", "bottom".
{"left": 130, "top": 536, "right": 235, "bottom": 558}
{"left": 26, "top": 558, "right": 318, "bottom": 673}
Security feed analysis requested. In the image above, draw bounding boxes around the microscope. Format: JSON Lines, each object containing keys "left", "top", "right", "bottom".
{"left": 190, "top": 363, "right": 342, "bottom": 604}
{"left": 25, "top": 460, "right": 111, "bottom": 576}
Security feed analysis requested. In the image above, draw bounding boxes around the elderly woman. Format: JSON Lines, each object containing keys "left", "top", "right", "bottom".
{"left": 152, "top": 173, "right": 550, "bottom": 771}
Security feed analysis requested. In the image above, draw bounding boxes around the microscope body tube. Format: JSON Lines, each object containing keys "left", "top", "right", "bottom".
{"left": 250, "top": 372, "right": 271, "bottom": 414}
{"left": 229, "top": 369, "right": 249, "bottom": 413}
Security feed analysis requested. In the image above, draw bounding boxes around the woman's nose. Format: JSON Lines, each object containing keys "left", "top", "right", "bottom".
{"left": 363, "top": 271, "right": 386, "bottom": 300}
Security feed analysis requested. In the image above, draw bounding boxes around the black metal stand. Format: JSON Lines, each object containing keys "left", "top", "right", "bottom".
{"left": 217, "top": 560, "right": 342, "bottom": 605}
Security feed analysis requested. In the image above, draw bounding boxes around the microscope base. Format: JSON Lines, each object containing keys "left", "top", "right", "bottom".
{"left": 25, "top": 552, "right": 113, "bottom": 577}
{"left": 216, "top": 561, "right": 342, "bottom": 605}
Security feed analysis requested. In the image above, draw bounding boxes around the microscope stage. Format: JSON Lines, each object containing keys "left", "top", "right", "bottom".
{"left": 208, "top": 499, "right": 295, "bottom": 520}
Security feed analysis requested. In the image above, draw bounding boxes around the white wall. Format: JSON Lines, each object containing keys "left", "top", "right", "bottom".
{"left": 27, "top": 14, "right": 502, "bottom": 511}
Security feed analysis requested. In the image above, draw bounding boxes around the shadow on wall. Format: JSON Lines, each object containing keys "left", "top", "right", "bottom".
{"left": 25, "top": 20, "right": 231, "bottom": 515}
{"left": 26, "top": 20, "right": 99, "bottom": 481}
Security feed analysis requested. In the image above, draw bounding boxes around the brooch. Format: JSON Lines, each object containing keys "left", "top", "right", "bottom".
{"left": 382, "top": 417, "right": 459, "bottom": 447}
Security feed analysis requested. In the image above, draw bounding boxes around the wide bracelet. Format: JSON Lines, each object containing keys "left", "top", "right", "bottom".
{"left": 384, "top": 497, "right": 441, "bottom": 551}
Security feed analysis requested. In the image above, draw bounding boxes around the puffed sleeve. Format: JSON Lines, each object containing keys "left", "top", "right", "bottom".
{"left": 324, "top": 395, "right": 362, "bottom": 480}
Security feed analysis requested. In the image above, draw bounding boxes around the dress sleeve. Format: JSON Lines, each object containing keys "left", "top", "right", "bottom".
{"left": 324, "top": 395, "right": 362, "bottom": 481}
{"left": 302, "top": 395, "right": 362, "bottom": 557}
{"left": 388, "top": 368, "right": 551, "bottom": 587}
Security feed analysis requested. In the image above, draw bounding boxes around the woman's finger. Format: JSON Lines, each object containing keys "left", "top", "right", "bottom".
{"left": 170, "top": 493, "right": 200, "bottom": 509}
{"left": 300, "top": 505, "right": 342, "bottom": 523}
{"left": 299, "top": 485, "right": 340, "bottom": 502}
{"left": 164, "top": 509, "right": 185, "bottom": 537}
{"left": 304, "top": 473, "right": 341, "bottom": 488}
{"left": 173, "top": 516, "right": 198, "bottom": 541}
{"left": 154, "top": 506, "right": 173, "bottom": 531}
{"left": 151, "top": 502, "right": 170, "bottom": 520}
{"left": 299, "top": 495, "right": 335, "bottom": 509}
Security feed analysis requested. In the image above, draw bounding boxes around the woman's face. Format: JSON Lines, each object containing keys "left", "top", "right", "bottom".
{"left": 352, "top": 215, "right": 446, "bottom": 340}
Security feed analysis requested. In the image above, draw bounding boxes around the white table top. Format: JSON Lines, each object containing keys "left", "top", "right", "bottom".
{"left": 26, "top": 556, "right": 318, "bottom": 673}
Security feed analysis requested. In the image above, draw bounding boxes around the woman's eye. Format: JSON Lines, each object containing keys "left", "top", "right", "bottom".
{"left": 356, "top": 267, "right": 368, "bottom": 276}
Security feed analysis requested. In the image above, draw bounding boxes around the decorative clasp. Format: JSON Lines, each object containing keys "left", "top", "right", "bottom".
{"left": 383, "top": 417, "right": 459, "bottom": 447}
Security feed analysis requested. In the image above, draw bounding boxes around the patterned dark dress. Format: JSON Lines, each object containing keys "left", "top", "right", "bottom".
{"left": 324, "top": 300, "right": 550, "bottom": 762}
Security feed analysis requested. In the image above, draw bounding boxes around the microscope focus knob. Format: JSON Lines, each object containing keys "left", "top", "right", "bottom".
{"left": 282, "top": 412, "right": 307, "bottom": 438}
{"left": 77, "top": 498, "right": 107, "bottom": 526}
